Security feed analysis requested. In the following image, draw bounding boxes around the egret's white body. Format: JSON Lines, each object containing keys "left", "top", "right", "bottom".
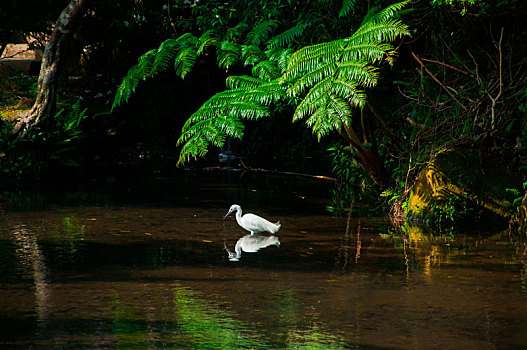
{"left": 224, "top": 204, "right": 281, "bottom": 235}
{"left": 225, "top": 234, "right": 280, "bottom": 261}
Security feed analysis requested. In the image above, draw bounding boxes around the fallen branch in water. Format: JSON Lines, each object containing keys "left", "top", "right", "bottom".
{"left": 202, "top": 165, "right": 336, "bottom": 181}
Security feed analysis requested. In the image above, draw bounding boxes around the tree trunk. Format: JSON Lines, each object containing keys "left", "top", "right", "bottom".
{"left": 340, "top": 109, "right": 392, "bottom": 188}
{"left": 10, "top": 0, "right": 88, "bottom": 139}
{"left": 354, "top": 145, "right": 392, "bottom": 188}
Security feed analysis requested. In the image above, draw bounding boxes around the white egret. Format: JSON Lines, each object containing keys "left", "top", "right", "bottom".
{"left": 224, "top": 234, "right": 280, "bottom": 261}
{"left": 223, "top": 204, "right": 281, "bottom": 235}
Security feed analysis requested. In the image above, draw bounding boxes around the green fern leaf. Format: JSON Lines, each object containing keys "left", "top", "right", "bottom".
{"left": 327, "top": 93, "right": 353, "bottom": 120}
{"left": 368, "top": 0, "right": 411, "bottom": 24}
{"left": 331, "top": 79, "right": 367, "bottom": 107}
{"left": 175, "top": 47, "right": 198, "bottom": 78}
{"left": 241, "top": 45, "right": 267, "bottom": 66}
{"left": 267, "top": 23, "right": 307, "bottom": 49}
{"left": 197, "top": 29, "right": 219, "bottom": 55}
{"left": 339, "top": 0, "right": 357, "bottom": 18}
{"left": 293, "top": 76, "right": 332, "bottom": 122}
{"left": 252, "top": 60, "right": 281, "bottom": 81}
{"left": 112, "top": 49, "right": 156, "bottom": 110}
{"left": 151, "top": 39, "right": 179, "bottom": 76}
{"left": 287, "top": 61, "right": 337, "bottom": 97}
{"left": 265, "top": 47, "right": 294, "bottom": 73}
{"left": 217, "top": 41, "right": 242, "bottom": 69}
{"left": 352, "top": 19, "right": 410, "bottom": 44}
{"left": 245, "top": 20, "right": 278, "bottom": 46}
{"left": 226, "top": 75, "right": 265, "bottom": 89}
{"left": 336, "top": 61, "right": 378, "bottom": 87}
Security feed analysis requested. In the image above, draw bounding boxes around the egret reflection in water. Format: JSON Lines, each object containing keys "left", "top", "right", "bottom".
{"left": 224, "top": 234, "right": 280, "bottom": 261}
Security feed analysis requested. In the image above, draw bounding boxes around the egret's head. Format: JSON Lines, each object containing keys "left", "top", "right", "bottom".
{"left": 223, "top": 204, "right": 240, "bottom": 219}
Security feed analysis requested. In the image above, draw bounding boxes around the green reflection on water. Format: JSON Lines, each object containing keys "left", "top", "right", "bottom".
{"left": 173, "top": 283, "right": 270, "bottom": 349}
{"left": 107, "top": 282, "right": 349, "bottom": 349}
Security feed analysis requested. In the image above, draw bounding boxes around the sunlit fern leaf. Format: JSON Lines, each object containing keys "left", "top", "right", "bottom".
{"left": 331, "top": 79, "right": 367, "bottom": 107}
{"left": 252, "top": 60, "right": 281, "bottom": 81}
{"left": 227, "top": 100, "right": 270, "bottom": 120}
{"left": 241, "top": 45, "right": 267, "bottom": 66}
{"left": 112, "top": 49, "right": 156, "bottom": 109}
{"left": 245, "top": 20, "right": 278, "bottom": 46}
{"left": 198, "top": 30, "right": 219, "bottom": 55}
{"left": 151, "top": 39, "right": 179, "bottom": 76}
{"left": 327, "top": 93, "right": 353, "bottom": 120}
{"left": 176, "top": 32, "right": 201, "bottom": 47}
{"left": 226, "top": 75, "right": 265, "bottom": 90}
{"left": 175, "top": 47, "right": 197, "bottom": 78}
{"left": 336, "top": 61, "right": 378, "bottom": 87}
{"left": 292, "top": 76, "right": 332, "bottom": 122}
{"left": 286, "top": 61, "right": 337, "bottom": 97}
{"left": 339, "top": 0, "right": 357, "bottom": 18}
{"left": 341, "top": 42, "right": 393, "bottom": 63}
{"left": 267, "top": 23, "right": 307, "bottom": 49}
{"left": 305, "top": 105, "right": 344, "bottom": 141}
{"left": 265, "top": 47, "right": 294, "bottom": 73}
{"left": 217, "top": 41, "right": 242, "bottom": 69}
{"left": 177, "top": 113, "right": 246, "bottom": 166}
{"left": 351, "top": 19, "right": 409, "bottom": 44}
{"left": 177, "top": 88, "right": 276, "bottom": 165}
{"left": 367, "top": 0, "right": 411, "bottom": 24}
{"left": 284, "top": 40, "right": 345, "bottom": 81}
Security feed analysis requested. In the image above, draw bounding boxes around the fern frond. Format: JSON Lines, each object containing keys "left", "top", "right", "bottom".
{"left": 368, "top": 0, "right": 411, "bottom": 23}
{"left": 252, "top": 60, "right": 281, "bottom": 81}
{"left": 241, "top": 45, "right": 267, "bottom": 66}
{"left": 336, "top": 61, "right": 378, "bottom": 87}
{"left": 245, "top": 20, "right": 278, "bottom": 46}
{"left": 217, "top": 41, "right": 242, "bottom": 69}
{"left": 175, "top": 47, "right": 197, "bottom": 78}
{"left": 341, "top": 41, "right": 393, "bottom": 63}
{"left": 197, "top": 29, "right": 219, "bottom": 55}
{"left": 286, "top": 61, "right": 337, "bottom": 97}
{"left": 339, "top": 0, "right": 357, "bottom": 18}
{"left": 112, "top": 49, "right": 156, "bottom": 110}
{"left": 327, "top": 93, "right": 353, "bottom": 120}
{"left": 175, "top": 1, "right": 411, "bottom": 165}
{"left": 331, "top": 79, "right": 367, "bottom": 107}
{"left": 177, "top": 114, "right": 246, "bottom": 166}
{"left": 267, "top": 23, "right": 307, "bottom": 49}
{"left": 284, "top": 40, "right": 345, "bottom": 81}
{"left": 150, "top": 39, "right": 179, "bottom": 76}
{"left": 352, "top": 19, "right": 410, "bottom": 44}
{"left": 306, "top": 105, "right": 343, "bottom": 141}
{"left": 175, "top": 32, "right": 201, "bottom": 47}
{"left": 292, "top": 77, "right": 332, "bottom": 122}
{"left": 226, "top": 75, "right": 265, "bottom": 89}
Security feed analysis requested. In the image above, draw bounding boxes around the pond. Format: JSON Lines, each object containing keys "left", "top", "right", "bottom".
{"left": 0, "top": 170, "right": 526, "bottom": 349}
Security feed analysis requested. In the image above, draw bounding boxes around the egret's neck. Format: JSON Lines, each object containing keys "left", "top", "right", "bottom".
{"left": 235, "top": 208, "right": 243, "bottom": 224}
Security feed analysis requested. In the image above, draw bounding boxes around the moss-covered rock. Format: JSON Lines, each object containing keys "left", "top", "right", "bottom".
{"left": 406, "top": 148, "right": 518, "bottom": 225}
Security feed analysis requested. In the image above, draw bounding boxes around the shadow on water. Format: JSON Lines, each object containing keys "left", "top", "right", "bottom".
{"left": 0, "top": 169, "right": 526, "bottom": 349}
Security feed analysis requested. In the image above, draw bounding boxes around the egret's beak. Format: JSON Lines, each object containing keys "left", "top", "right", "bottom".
{"left": 223, "top": 209, "right": 233, "bottom": 220}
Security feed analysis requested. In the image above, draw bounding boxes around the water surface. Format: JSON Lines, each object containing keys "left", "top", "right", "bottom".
{"left": 0, "top": 170, "right": 526, "bottom": 349}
